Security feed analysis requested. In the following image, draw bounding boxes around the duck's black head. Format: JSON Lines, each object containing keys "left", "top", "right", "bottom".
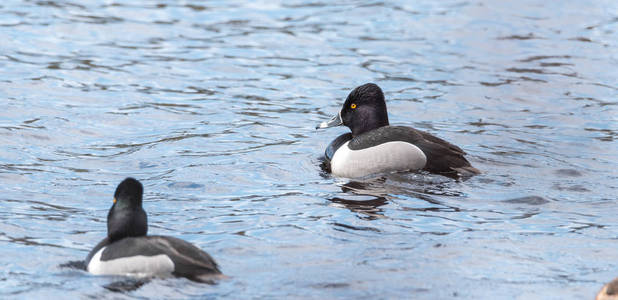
{"left": 317, "top": 83, "right": 389, "bottom": 137}
{"left": 341, "top": 83, "right": 389, "bottom": 136}
{"left": 107, "top": 177, "right": 147, "bottom": 242}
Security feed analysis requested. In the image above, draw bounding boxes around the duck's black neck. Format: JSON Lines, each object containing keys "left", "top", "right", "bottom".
{"left": 107, "top": 203, "right": 148, "bottom": 242}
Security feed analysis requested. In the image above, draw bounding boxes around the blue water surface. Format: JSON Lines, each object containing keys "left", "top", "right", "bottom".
{"left": 0, "top": 0, "right": 617, "bottom": 299}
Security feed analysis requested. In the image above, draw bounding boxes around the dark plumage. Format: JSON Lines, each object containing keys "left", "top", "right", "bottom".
{"left": 85, "top": 178, "right": 221, "bottom": 283}
{"left": 107, "top": 178, "right": 147, "bottom": 242}
{"left": 318, "top": 83, "right": 480, "bottom": 178}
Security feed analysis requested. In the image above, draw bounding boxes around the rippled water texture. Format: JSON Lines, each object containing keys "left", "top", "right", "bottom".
{"left": 1, "top": 1, "right": 617, "bottom": 299}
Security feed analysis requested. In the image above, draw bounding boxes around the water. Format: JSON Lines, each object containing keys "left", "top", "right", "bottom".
{"left": 1, "top": 0, "right": 617, "bottom": 299}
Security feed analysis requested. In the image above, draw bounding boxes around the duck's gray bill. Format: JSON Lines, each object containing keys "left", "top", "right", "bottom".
{"left": 316, "top": 111, "right": 343, "bottom": 129}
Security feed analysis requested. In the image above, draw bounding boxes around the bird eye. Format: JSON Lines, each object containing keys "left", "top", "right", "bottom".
{"left": 350, "top": 103, "right": 357, "bottom": 109}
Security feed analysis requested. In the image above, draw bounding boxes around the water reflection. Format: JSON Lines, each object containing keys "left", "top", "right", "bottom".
{"left": 329, "top": 179, "right": 389, "bottom": 220}
{"left": 501, "top": 195, "right": 549, "bottom": 205}
{"left": 328, "top": 173, "right": 467, "bottom": 220}
{"left": 103, "top": 278, "right": 149, "bottom": 293}
{"left": 1, "top": 0, "right": 616, "bottom": 298}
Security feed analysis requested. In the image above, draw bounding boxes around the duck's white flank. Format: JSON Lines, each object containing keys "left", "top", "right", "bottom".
{"left": 87, "top": 246, "right": 174, "bottom": 276}
{"left": 330, "top": 141, "right": 427, "bottom": 178}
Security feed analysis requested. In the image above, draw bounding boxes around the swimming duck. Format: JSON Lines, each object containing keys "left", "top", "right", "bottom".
{"left": 85, "top": 178, "right": 221, "bottom": 283}
{"left": 317, "top": 83, "right": 480, "bottom": 178}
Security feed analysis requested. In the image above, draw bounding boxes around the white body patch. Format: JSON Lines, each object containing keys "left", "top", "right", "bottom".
{"left": 87, "top": 247, "right": 174, "bottom": 277}
{"left": 331, "top": 141, "right": 427, "bottom": 178}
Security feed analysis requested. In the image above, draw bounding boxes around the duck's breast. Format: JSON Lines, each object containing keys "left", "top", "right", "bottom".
{"left": 325, "top": 133, "right": 353, "bottom": 161}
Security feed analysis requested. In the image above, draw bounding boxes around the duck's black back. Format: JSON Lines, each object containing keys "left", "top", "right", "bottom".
{"left": 347, "top": 126, "right": 479, "bottom": 176}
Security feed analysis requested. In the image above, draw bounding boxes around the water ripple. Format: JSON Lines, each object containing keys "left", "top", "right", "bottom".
{"left": 0, "top": 0, "right": 617, "bottom": 299}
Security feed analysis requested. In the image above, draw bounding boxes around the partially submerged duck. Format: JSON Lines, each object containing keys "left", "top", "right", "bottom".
{"left": 317, "top": 83, "right": 480, "bottom": 178}
{"left": 85, "top": 178, "right": 221, "bottom": 283}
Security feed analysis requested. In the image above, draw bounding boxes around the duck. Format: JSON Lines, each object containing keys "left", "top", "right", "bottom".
{"left": 597, "top": 278, "right": 618, "bottom": 300}
{"left": 85, "top": 177, "right": 221, "bottom": 283}
{"left": 316, "top": 83, "right": 480, "bottom": 178}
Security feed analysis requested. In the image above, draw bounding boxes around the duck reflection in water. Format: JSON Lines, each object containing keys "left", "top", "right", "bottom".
{"left": 328, "top": 179, "right": 390, "bottom": 220}
{"left": 322, "top": 157, "right": 468, "bottom": 220}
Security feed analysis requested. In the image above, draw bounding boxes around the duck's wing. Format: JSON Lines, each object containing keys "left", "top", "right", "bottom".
{"left": 398, "top": 127, "right": 480, "bottom": 176}
{"left": 412, "top": 136, "right": 480, "bottom": 176}
{"left": 414, "top": 128, "right": 466, "bottom": 155}
{"left": 98, "top": 237, "right": 165, "bottom": 261}
{"left": 93, "top": 236, "right": 221, "bottom": 282}
{"left": 85, "top": 237, "right": 110, "bottom": 266}
{"left": 146, "top": 236, "right": 221, "bottom": 282}
{"left": 349, "top": 126, "right": 479, "bottom": 176}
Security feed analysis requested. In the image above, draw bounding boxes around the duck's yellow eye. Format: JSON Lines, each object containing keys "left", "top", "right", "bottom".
{"left": 113, "top": 197, "right": 117, "bottom": 204}
{"left": 351, "top": 103, "right": 357, "bottom": 109}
